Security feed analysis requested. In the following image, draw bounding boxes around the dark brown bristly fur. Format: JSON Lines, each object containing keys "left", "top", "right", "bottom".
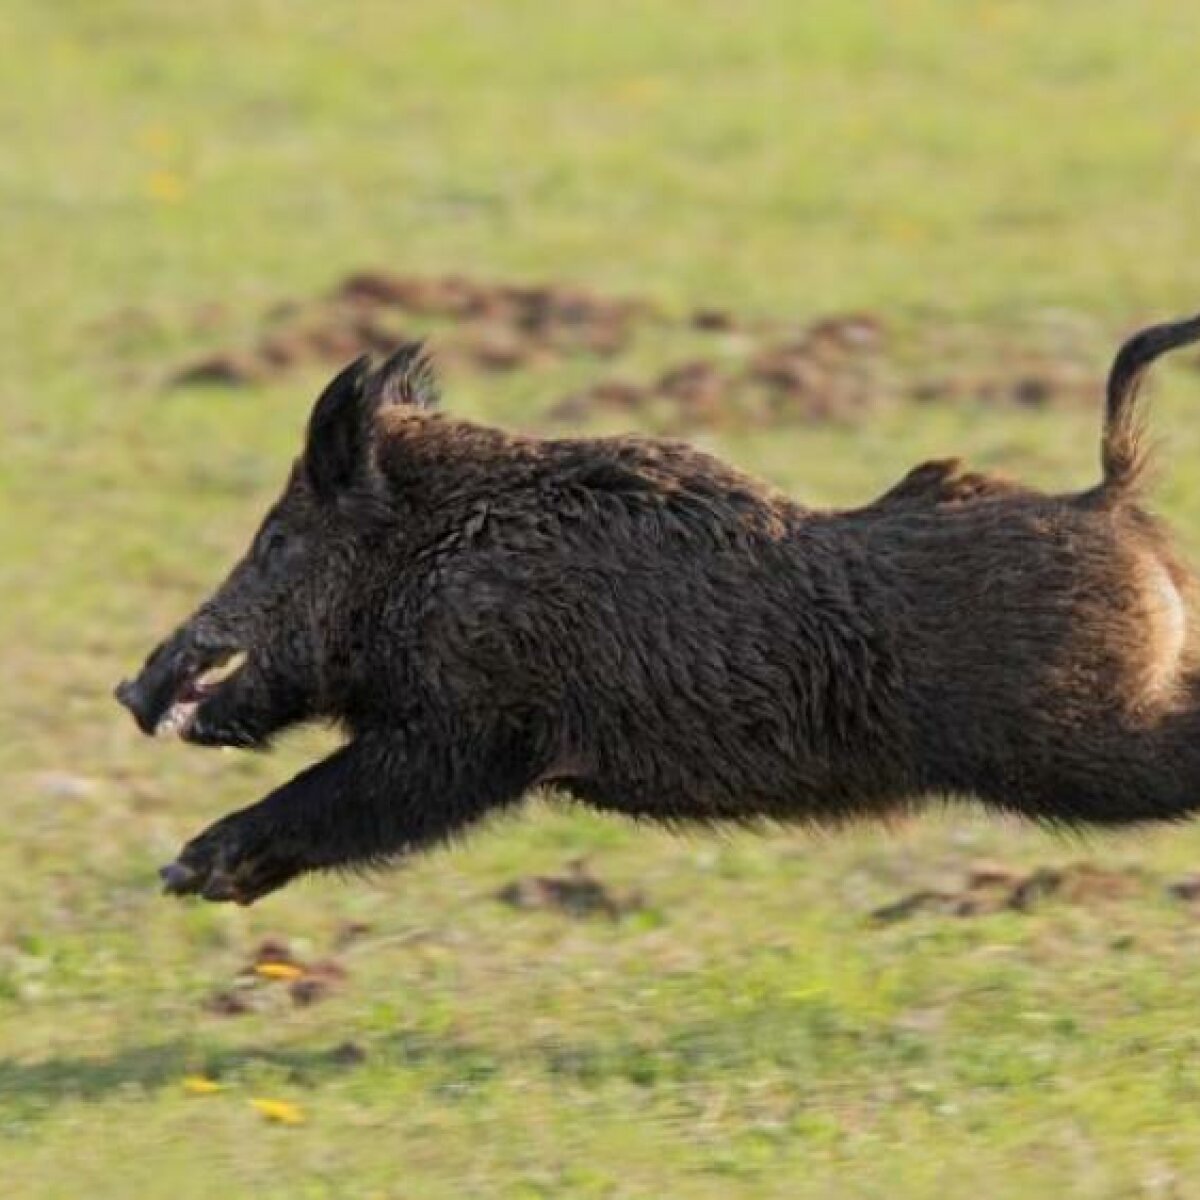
{"left": 116, "top": 316, "right": 1200, "bottom": 906}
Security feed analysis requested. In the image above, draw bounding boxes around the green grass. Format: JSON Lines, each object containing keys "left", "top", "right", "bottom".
{"left": 6, "top": 2, "right": 1200, "bottom": 1196}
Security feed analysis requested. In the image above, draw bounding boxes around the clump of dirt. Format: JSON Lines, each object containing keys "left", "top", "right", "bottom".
{"left": 690, "top": 307, "right": 739, "bottom": 332}
{"left": 496, "top": 859, "right": 644, "bottom": 920}
{"left": 202, "top": 935, "right": 350, "bottom": 1016}
{"left": 172, "top": 352, "right": 267, "bottom": 388}
{"left": 1166, "top": 874, "right": 1200, "bottom": 903}
{"left": 287, "top": 960, "right": 349, "bottom": 1008}
{"left": 870, "top": 861, "right": 1146, "bottom": 924}
{"left": 654, "top": 358, "right": 731, "bottom": 427}
{"left": 744, "top": 312, "right": 888, "bottom": 422}
{"left": 204, "top": 988, "right": 255, "bottom": 1017}
{"left": 251, "top": 936, "right": 296, "bottom": 967}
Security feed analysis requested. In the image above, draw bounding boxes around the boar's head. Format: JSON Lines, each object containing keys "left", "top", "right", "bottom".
{"left": 114, "top": 345, "right": 438, "bottom": 748}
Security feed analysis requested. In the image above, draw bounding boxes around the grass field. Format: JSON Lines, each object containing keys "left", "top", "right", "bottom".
{"left": 6, "top": 2, "right": 1200, "bottom": 1196}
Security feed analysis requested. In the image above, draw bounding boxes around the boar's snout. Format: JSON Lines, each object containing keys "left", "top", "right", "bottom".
{"left": 115, "top": 632, "right": 191, "bottom": 736}
{"left": 115, "top": 624, "right": 238, "bottom": 738}
{"left": 113, "top": 676, "right": 154, "bottom": 733}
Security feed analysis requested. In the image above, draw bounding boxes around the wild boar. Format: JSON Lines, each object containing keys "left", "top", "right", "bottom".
{"left": 117, "top": 318, "right": 1200, "bottom": 905}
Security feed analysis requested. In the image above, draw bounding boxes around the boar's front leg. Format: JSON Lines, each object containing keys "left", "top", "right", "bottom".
{"left": 160, "top": 727, "right": 532, "bottom": 905}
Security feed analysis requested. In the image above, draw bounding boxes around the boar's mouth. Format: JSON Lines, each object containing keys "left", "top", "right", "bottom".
{"left": 151, "top": 650, "right": 248, "bottom": 737}
{"left": 115, "top": 646, "right": 248, "bottom": 738}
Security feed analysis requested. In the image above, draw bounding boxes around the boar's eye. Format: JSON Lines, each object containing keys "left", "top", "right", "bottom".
{"left": 257, "top": 523, "right": 300, "bottom": 572}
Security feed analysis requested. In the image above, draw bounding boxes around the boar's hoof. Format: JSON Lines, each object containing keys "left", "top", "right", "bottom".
{"left": 200, "top": 870, "right": 241, "bottom": 904}
{"left": 160, "top": 856, "right": 257, "bottom": 904}
{"left": 160, "top": 821, "right": 299, "bottom": 906}
{"left": 159, "top": 860, "right": 201, "bottom": 895}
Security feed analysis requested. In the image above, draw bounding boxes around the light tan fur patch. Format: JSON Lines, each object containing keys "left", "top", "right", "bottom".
{"left": 1139, "top": 554, "right": 1188, "bottom": 703}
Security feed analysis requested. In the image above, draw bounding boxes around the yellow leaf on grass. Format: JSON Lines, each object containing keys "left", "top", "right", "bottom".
{"left": 182, "top": 1075, "right": 222, "bottom": 1095}
{"left": 251, "top": 1098, "right": 305, "bottom": 1125}
{"left": 255, "top": 962, "right": 304, "bottom": 982}
{"left": 146, "top": 169, "right": 185, "bottom": 203}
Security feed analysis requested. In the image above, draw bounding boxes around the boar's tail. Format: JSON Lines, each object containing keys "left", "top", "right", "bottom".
{"left": 1100, "top": 312, "right": 1200, "bottom": 499}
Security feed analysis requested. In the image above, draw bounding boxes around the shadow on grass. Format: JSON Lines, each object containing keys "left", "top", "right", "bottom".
{"left": 0, "top": 1024, "right": 529, "bottom": 1128}
{"left": 0, "top": 999, "right": 877, "bottom": 1127}
{"left": 0, "top": 1039, "right": 363, "bottom": 1124}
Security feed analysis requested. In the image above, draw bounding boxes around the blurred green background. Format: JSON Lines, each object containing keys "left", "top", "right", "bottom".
{"left": 5, "top": 2, "right": 1200, "bottom": 1197}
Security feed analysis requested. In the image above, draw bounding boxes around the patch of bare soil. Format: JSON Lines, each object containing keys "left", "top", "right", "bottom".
{"left": 156, "top": 269, "right": 1107, "bottom": 429}
{"left": 551, "top": 313, "right": 890, "bottom": 429}
{"left": 547, "top": 310, "right": 1103, "bottom": 430}
{"left": 910, "top": 356, "right": 1097, "bottom": 409}
{"left": 870, "top": 861, "right": 1146, "bottom": 924}
{"left": 496, "top": 859, "right": 645, "bottom": 920}
{"left": 170, "top": 272, "right": 652, "bottom": 388}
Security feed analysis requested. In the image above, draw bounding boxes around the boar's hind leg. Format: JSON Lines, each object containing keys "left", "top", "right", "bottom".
{"left": 160, "top": 727, "right": 532, "bottom": 905}
{"left": 858, "top": 459, "right": 1025, "bottom": 514}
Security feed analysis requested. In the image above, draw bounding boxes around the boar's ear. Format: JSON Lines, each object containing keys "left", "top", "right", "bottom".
{"left": 304, "top": 344, "right": 440, "bottom": 502}
{"left": 304, "top": 355, "right": 374, "bottom": 501}
{"left": 367, "top": 342, "right": 440, "bottom": 412}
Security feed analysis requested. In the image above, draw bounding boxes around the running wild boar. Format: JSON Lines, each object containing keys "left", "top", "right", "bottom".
{"left": 116, "top": 317, "right": 1200, "bottom": 905}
